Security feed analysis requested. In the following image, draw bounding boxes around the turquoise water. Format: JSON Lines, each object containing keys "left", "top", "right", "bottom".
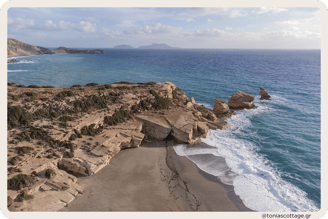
{"left": 8, "top": 49, "right": 321, "bottom": 212}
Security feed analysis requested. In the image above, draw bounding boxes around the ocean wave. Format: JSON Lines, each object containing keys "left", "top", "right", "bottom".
{"left": 202, "top": 129, "right": 318, "bottom": 212}
{"left": 8, "top": 70, "right": 29, "bottom": 72}
{"left": 8, "top": 60, "right": 36, "bottom": 64}
{"left": 174, "top": 101, "right": 319, "bottom": 212}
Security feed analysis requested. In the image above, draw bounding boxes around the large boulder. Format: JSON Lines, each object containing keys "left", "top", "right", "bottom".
{"left": 259, "top": 87, "right": 271, "bottom": 100}
{"left": 213, "top": 99, "right": 230, "bottom": 115}
{"left": 135, "top": 114, "right": 172, "bottom": 140}
{"left": 228, "top": 91, "right": 255, "bottom": 110}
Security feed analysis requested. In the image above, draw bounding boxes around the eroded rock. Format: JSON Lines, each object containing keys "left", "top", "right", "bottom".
{"left": 213, "top": 98, "right": 230, "bottom": 115}
{"left": 259, "top": 87, "right": 271, "bottom": 100}
{"left": 228, "top": 91, "right": 256, "bottom": 110}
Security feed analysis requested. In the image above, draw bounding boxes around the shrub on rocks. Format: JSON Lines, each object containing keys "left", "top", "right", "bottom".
{"left": 81, "top": 124, "right": 103, "bottom": 135}
{"left": 54, "top": 90, "right": 74, "bottom": 100}
{"left": 28, "top": 85, "right": 40, "bottom": 88}
{"left": 19, "top": 191, "right": 34, "bottom": 201}
{"left": 8, "top": 174, "right": 34, "bottom": 190}
{"left": 7, "top": 106, "right": 34, "bottom": 129}
{"left": 66, "top": 151, "right": 74, "bottom": 158}
{"left": 9, "top": 157, "right": 17, "bottom": 165}
{"left": 45, "top": 169, "right": 56, "bottom": 179}
{"left": 104, "top": 110, "right": 130, "bottom": 126}
{"left": 69, "top": 134, "right": 77, "bottom": 141}
{"left": 85, "top": 83, "right": 98, "bottom": 86}
{"left": 59, "top": 115, "right": 75, "bottom": 122}
{"left": 149, "top": 89, "right": 171, "bottom": 110}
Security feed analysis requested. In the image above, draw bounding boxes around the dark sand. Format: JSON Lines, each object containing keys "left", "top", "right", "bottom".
{"left": 60, "top": 140, "right": 252, "bottom": 212}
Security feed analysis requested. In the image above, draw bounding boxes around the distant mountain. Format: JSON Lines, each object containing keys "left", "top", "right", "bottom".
{"left": 137, "top": 43, "right": 179, "bottom": 50}
{"left": 113, "top": 44, "right": 134, "bottom": 49}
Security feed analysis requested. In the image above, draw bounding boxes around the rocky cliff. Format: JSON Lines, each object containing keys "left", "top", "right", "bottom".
{"left": 7, "top": 39, "right": 104, "bottom": 58}
{"left": 8, "top": 38, "right": 54, "bottom": 58}
{"left": 7, "top": 81, "right": 235, "bottom": 211}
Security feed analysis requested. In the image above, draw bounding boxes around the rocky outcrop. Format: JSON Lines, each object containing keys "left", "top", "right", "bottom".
{"left": 213, "top": 99, "right": 230, "bottom": 115}
{"left": 7, "top": 59, "right": 20, "bottom": 63}
{"left": 7, "top": 81, "right": 237, "bottom": 211}
{"left": 259, "top": 87, "right": 271, "bottom": 100}
{"left": 228, "top": 91, "right": 256, "bottom": 110}
{"left": 7, "top": 38, "right": 104, "bottom": 58}
{"left": 7, "top": 38, "right": 54, "bottom": 58}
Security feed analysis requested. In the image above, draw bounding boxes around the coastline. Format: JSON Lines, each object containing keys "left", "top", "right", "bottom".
{"left": 60, "top": 140, "right": 252, "bottom": 211}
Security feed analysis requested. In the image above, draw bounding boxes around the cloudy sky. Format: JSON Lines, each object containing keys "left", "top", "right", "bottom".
{"left": 7, "top": 7, "right": 321, "bottom": 49}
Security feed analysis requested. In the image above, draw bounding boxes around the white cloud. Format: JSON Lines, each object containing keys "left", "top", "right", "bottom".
{"left": 58, "top": 20, "right": 70, "bottom": 29}
{"left": 190, "top": 7, "right": 246, "bottom": 18}
{"left": 101, "top": 28, "right": 120, "bottom": 37}
{"left": 8, "top": 17, "right": 34, "bottom": 28}
{"left": 124, "top": 23, "right": 183, "bottom": 36}
{"left": 81, "top": 17, "right": 99, "bottom": 23}
{"left": 191, "top": 28, "right": 230, "bottom": 38}
{"left": 71, "top": 21, "right": 96, "bottom": 33}
{"left": 44, "top": 20, "right": 58, "bottom": 30}
{"left": 116, "top": 20, "right": 135, "bottom": 27}
{"left": 207, "top": 19, "right": 212, "bottom": 22}
{"left": 186, "top": 18, "right": 195, "bottom": 22}
{"left": 253, "top": 7, "right": 288, "bottom": 14}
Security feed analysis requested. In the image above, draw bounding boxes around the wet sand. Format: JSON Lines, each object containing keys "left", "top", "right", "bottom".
{"left": 60, "top": 140, "right": 252, "bottom": 212}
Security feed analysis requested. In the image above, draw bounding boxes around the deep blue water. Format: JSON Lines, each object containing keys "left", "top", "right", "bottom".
{"left": 8, "top": 49, "right": 321, "bottom": 212}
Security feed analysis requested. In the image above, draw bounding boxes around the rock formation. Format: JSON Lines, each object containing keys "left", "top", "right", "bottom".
{"left": 7, "top": 38, "right": 104, "bottom": 58}
{"left": 7, "top": 81, "right": 233, "bottom": 211}
{"left": 259, "top": 87, "right": 271, "bottom": 100}
{"left": 7, "top": 59, "right": 20, "bottom": 64}
{"left": 228, "top": 91, "right": 256, "bottom": 110}
{"left": 213, "top": 99, "right": 230, "bottom": 115}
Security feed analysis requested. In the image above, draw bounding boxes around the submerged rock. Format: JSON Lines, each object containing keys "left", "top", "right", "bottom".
{"left": 259, "top": 87, "right": 271, "bottom": 100}
{"left": 228, "top": 91, "right": 256, "bottom": 110}
{"left": 213, "top": 98, "right": 230, "bottom": 115}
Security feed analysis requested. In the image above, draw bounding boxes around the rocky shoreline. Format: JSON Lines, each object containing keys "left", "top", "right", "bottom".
{"left": 7, "top": 81, "right": 260, "bottom": 211}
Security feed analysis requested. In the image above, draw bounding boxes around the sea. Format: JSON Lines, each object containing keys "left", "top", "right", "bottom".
{"left": 7, "top": 49, "right": 321, "bottom": 212}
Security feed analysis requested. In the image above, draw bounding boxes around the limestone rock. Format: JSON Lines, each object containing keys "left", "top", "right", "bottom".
{"left": 136, "top": 114, "right": 172, "bottom": 140}
{"left": 213, "top": 99, "right": 230, "bottom": 115}
{"left": 259, "top": 87, "right": 271, "bottom": 100}
{"left": 186, "top": 101, "right": 193, "bottom": 108}
{"left": 228, "top": 91, "right": 256, "bottom": 110}
{"left": 194, "top": 104, "right": 217, "bottom": 122}
{"left": 190, "top": 97, "right": 196, "bottom": 104}
{"left": 58, "top": 158, "right": 89, "bottom": 176}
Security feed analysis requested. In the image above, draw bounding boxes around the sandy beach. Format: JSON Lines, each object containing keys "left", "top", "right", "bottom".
{"left": 60, "top": 140, "right": 252, "bottom": 212}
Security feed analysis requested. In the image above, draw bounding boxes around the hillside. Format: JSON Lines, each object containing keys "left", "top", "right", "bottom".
{"left": 7, "top": 39, "right": 104, "bottom": 58}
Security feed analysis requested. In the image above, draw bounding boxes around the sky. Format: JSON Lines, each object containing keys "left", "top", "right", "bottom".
{"left": 7, "top": 7, "right": 321, "bottom": 49}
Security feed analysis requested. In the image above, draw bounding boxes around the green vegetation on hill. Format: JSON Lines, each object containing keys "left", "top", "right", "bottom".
{"left": 8, "top": 174, "right": 34, "bottom": 190}
{"left": 104, "top": 110, "right": 130, "bottom": 126}
{"left": 8, "top": 106, "right": 34, "bottom": 129}
{"left": 149, "top": 89, "right": 171, "bottom": 110}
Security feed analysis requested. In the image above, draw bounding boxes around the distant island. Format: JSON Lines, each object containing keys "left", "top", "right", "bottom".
{"left": 138, "top": 43, "right": 180, "bottom": 50}
{"left": 7, "top": 38, "right": 104, "bottom": 58}
{"left": 112, "top": 44, "right": 134, "bottom": 49}
{"left": 111, "top": 43, "right": 180, "bottom": 50}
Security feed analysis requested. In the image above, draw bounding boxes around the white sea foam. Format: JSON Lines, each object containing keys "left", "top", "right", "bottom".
{"left": 173, "top": 101, "right": 319, "bottom": 212}
{"left": 8, "top": 70, "right": 29, "bottom": 72}
{"left": 8, "top": 60, "right": 36, "bottom": 64}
